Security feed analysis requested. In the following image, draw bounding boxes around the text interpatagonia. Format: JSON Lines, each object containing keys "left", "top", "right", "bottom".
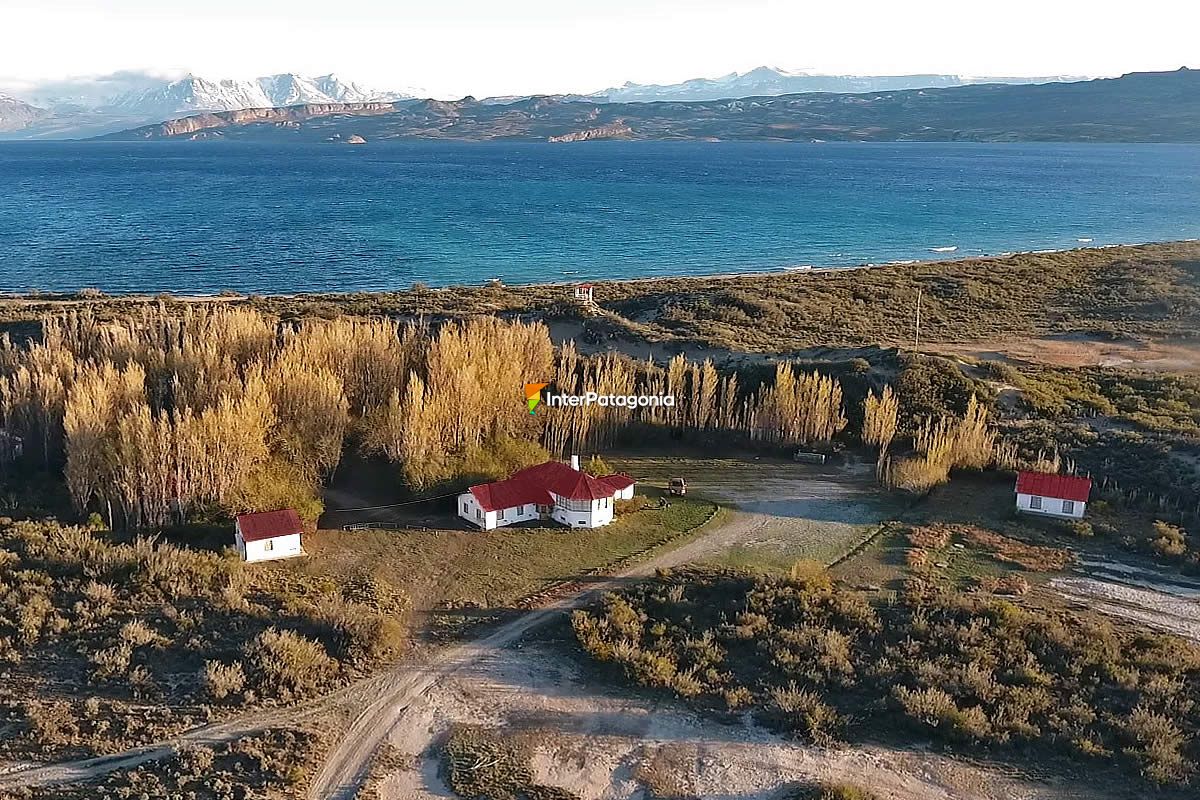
{"left": 543, "top": 391, "right": 676, "bottom": 408}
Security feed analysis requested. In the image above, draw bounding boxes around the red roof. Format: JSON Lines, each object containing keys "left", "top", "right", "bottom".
{"left": 236, "top": 509, "right": 303, "bottom": 542}
{"left": 1015, "top": 471, "right": 1092, "bottom": 503}
{"left": 467, "top": 461, "right": 634, "bottom": 512}
{"left": 597, "top": 473, "right": 636, "bottom": 492}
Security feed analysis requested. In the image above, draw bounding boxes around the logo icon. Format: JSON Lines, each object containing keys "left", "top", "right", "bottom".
{"left": 524, "top": 383, "right": 549, "bottom": 414}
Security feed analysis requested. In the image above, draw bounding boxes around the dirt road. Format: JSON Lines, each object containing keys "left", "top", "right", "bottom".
{"left": 307, "top": 497, "right": 845, "bottom": 798}
{"left": 374, "top": 639, "right": 1108, "bottom": 800}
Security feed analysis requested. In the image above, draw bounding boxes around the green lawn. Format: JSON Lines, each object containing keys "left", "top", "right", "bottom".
{"left": 269, "top": 492, "right": 718, "bottom": 610}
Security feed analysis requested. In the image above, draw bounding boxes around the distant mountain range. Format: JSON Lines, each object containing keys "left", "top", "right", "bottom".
{"left": 0, "top": 92, "right": 48, "bottom": 131}
{"left": 98, "top": 69, "right": 1200, "bottom": 144}
{"left": 1, "top": 67, "right": 1092, "bottom": 140}
{"left": 0, "top": 72, "right": 421, "bottom": 139}
{"left": 587, "top": 66, "right": 1083, "bottom": 103}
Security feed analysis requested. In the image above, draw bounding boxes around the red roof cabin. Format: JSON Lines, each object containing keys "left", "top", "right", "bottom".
{"left": 234, "top": 509, "right": 305, "bottom": 563}
{"left": 1015, "top": 471, "right": 1092, "bottom": 520}
{"left": 458, "top": 455, "right": 636, "bottom": 530}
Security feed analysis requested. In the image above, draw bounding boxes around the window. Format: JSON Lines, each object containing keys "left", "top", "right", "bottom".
{"left": 556, "top": 496, "right": 593, "bottom": 512}
{"left": 263, "top": 539, "right": 274, "bottom": 551}
{"left": 462, "top": 503, "right": 468, "bottom": 513}
{"left": 476, "top": 509, "right": 482, "bottom": 520}
{"left": 1062, "top": 500, "right": 1075, "bottom": 514}
{"left": 1030, "top": 495, "right": 1042, "bottom": 510}
{"left": 498, "top": 508, "right": 506, "bottom": 520}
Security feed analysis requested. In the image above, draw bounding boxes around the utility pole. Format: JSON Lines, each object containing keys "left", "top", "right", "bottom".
{"left": 913, "top": 287, "right": 922, "bottom": 350}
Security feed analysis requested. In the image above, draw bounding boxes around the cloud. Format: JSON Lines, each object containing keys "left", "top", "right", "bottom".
{"left": 1, "top": 69, "right": 190, "bottom": 106}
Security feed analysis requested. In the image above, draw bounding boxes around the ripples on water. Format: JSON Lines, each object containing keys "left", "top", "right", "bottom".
{"left": 0, "top": 141, "right": 1198, "bottom": 293}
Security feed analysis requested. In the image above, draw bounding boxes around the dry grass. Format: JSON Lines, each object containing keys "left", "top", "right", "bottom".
{"left": 278, "top": 493, "right": 717, "bottom": 610}
{"left": 958, "top": 526, "right": 1074, "bottom": 572}
{"left": 0, "top": 518, "right": 409, "bottom": 763}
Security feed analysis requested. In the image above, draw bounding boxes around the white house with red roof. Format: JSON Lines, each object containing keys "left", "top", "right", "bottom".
{"left": 458, "top": 456, "right": 636, "bottom": 531}
{"left": 1015, "top": 471, "right": 1092, "bottom": 520}
{"left": 234, "top": 509, "right": 305, "bottom": 562}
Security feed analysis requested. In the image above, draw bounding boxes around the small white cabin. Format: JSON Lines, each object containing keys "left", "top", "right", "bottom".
{"left": 573, "top": 284, "right": 594, "bottom": 303}
{"left": 234, "top": 509, "right": 305, "bottom": 563}
{"left": 1015, "top": 471, "right": 1092, "bottom": 520}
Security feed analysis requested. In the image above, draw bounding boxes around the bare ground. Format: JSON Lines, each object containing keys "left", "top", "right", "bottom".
{"left": 1051, "top": 559, "right": 1200, "bottom": 643}
{"left": 370, "top": 639, "right": 1115, "bottom": 800}
{"left": 928, "top": 335, "right": 1200, "bottom": 373}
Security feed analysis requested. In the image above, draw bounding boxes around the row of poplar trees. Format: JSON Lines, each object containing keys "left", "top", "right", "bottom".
{"left": 0, "top": 305, "right": 969, "bottom": 528}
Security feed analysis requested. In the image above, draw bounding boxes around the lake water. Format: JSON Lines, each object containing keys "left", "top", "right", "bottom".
{"left": 1, "top": 141, "right": 1198, "bottom": 294}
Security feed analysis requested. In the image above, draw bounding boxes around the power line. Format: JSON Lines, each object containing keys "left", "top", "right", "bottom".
{"left": 329, "top": 491, "right": 461, "bottom": 513}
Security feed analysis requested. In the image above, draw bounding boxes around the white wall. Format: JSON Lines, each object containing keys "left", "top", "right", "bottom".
{"left": 237, "top": 531, "right": 303, "bottom": 562}
{"left": 458, "top": 492, "right": 540, "bottom": 530}
{"left": 551, "top": 494, "right": 615, "bottom": 528}
{"left": 459, "top": 487, "right": 631, "bottom": 531}
{"left": 1016, "top": 492, "right": 1086, "bottom": 520}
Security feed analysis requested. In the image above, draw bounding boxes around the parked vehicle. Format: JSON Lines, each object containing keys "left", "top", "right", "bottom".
{"left": 668, "top": 477, "right": 687, "bottom": 496}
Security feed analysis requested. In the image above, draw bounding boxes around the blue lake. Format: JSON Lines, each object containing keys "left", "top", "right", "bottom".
{"left": 1, "top": 141, "right": 1198, "bottom": 293}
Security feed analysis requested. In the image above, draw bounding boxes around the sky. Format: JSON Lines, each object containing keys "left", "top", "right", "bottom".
{"left": 3, "top": 0, "right": 1198, "bottom": 98}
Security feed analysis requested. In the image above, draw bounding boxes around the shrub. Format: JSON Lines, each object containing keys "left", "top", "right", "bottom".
{"left": 1068, "top": 520, "right": 1095, "bottom": 538}
{"left": 786, "top": 783, "right": 882, "bottom": 800}
{"left": 119, "top": 619, "right": 166, "bottom": 648}
{"left": 573, "top": 568, "right": 1200, "bottom": 785}
{"left": 1122, "top": 706, "right": 1193, "bottom": 784}
{"left": 583, "top": 454, "right": 613, "bottom": 477}
{"left": 316, "top": 595, "right": 409, "bottom": 662}
{"left": 441, "top": 725, "right": 581, "bottom": 800}
{"left": 88, "top": 644, "right": 132, "bottom": 681}
{"left": 244, "top": 628, "right": 336, "bottom": 699}
{"left": 906, "top": 526, "right": 951, "bottom": 549}
{"left": 887, "top": 455, "right": 950, "bottom": 494}
{"left": 202, "top": 660, "right": 247, "bottom": 701}
{"left": 1149, "top": 521, "right": 1188, "bottom": 558}
{"left": 615, "top": 496, "right": 652, "bottom": 514}
{"left": 769, "top": 682, "right": 841, "bottom": 744}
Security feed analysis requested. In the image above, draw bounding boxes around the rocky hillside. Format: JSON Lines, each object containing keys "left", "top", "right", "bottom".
{"left": 100, "top": 69, "right": 1200, "bottom": 143}
{"left": 0, "top": 93, "right": 47, "bottom": 133}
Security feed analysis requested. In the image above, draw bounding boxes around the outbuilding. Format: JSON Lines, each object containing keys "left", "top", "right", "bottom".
{"left": 234, "top": 509, "right": 305, "bottom": 563}
{"left": 1015, "top": 471, "right": 1092, "bottom": 520}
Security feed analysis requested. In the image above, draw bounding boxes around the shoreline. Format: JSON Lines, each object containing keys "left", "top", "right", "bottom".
{"left": 1, "top": 239, "right": 1196, "bottom": 304}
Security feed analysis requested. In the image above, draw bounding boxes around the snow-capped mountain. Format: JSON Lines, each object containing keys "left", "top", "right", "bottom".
{"left": 0, "top": 71, "right": 424, "bottom": 139}
{"left": 591, "top": 66, "right": 1083, "bottom": 103}
{"left": 105, "top": 73, "right": 418, "bottom": 118}
{"left": 0, "top": 92, "right": 47, "bottom": 132}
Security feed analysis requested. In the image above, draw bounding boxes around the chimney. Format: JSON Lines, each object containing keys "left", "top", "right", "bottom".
{"left": 570, "top": 454, "right": 580, "bottom": 471}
